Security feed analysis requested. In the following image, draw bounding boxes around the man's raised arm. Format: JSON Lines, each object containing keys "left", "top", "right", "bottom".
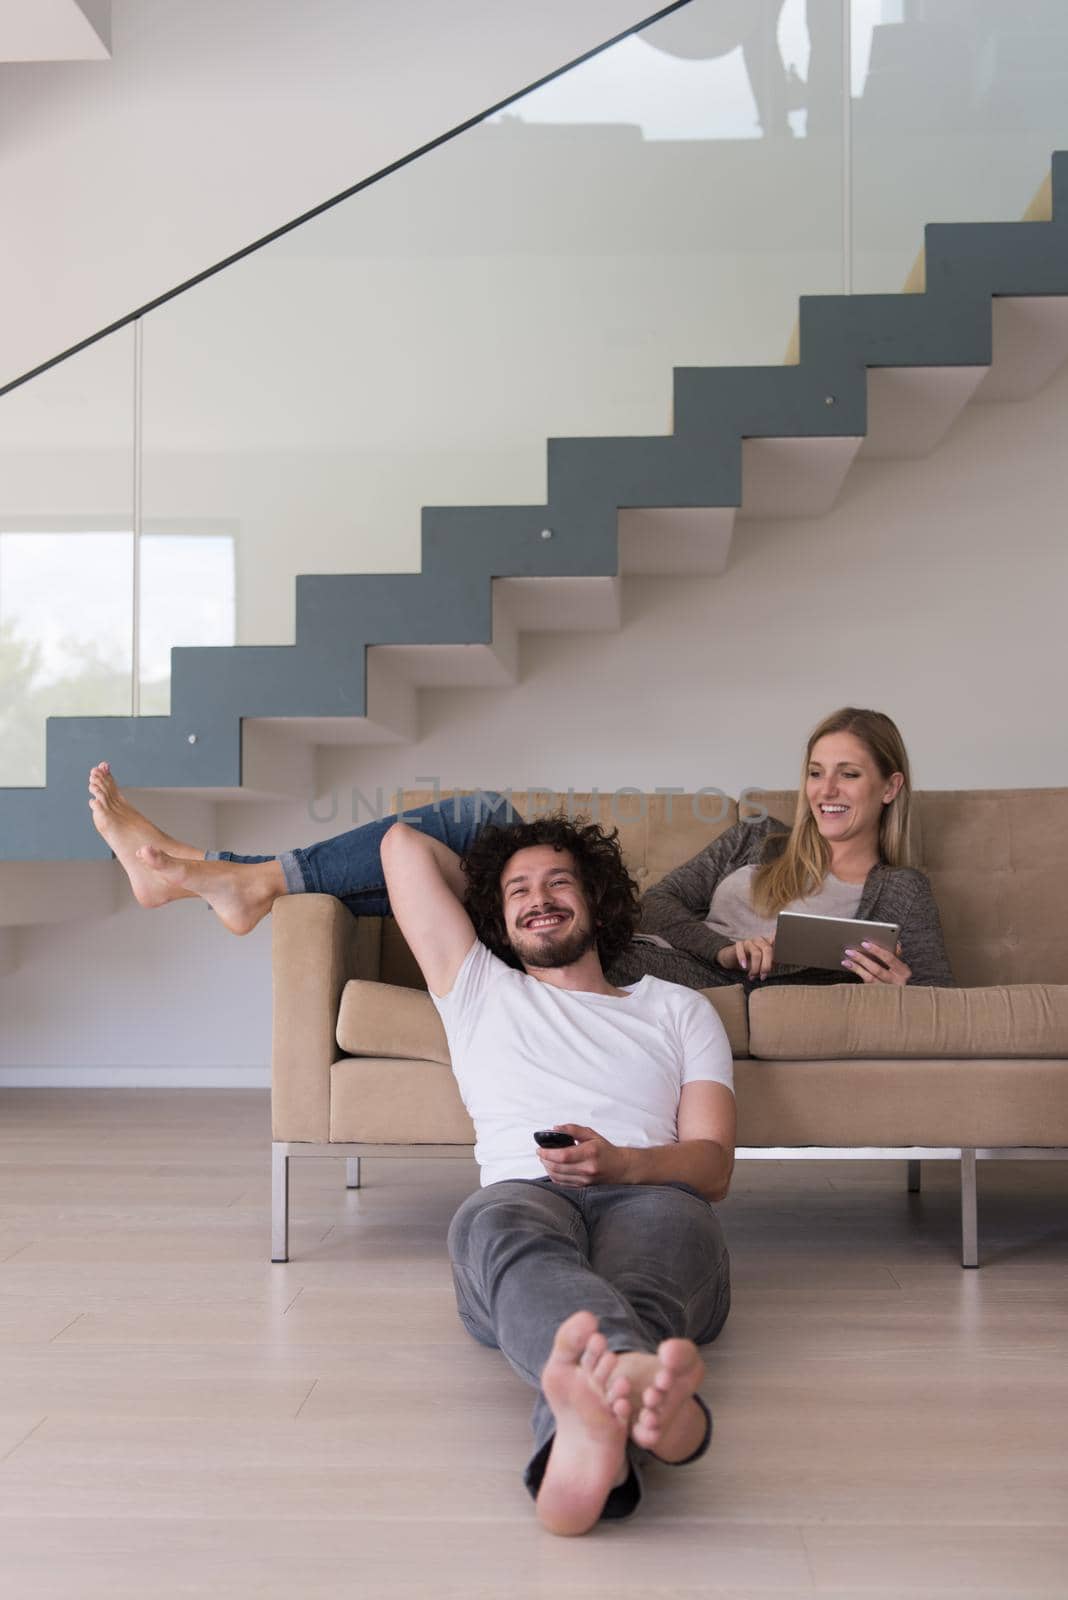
{"left": 379, "top": 822, "right": 477, "bottom": 997}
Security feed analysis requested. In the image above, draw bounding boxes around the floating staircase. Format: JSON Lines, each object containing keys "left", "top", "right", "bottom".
{"left": 2, "top": 151, "right": 1067, "bottom": 865}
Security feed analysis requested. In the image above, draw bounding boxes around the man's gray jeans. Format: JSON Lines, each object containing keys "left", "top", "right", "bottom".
{"left": 447, "top": 1178, "right": 731, "bottom": 1519}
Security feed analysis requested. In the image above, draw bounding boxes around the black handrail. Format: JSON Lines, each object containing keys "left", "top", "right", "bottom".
{"left": 1, "top": 0, "right": 695, "bottom": 399}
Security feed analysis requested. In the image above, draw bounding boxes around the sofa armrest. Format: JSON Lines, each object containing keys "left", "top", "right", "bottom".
{"left": 271, "top": 895, "right": 382, "bottom": 1142}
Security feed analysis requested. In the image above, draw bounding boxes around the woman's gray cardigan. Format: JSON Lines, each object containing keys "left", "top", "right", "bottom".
{"left": 631, "top": 816, "right": 955, "bottom": 989}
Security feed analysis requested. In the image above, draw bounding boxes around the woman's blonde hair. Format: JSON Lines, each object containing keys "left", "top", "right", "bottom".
{"left": 751, "top": 707, "right": 913, "bottom": 917}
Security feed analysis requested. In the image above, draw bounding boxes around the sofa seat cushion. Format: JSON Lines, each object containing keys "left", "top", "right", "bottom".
{"left": 337, "top": 977, "right": 749, "bottom": 1061}
{"left": 748, "top": 983, "right": 1068, "bottom": 1060}
{"left": 333, "top": 1055, "right": 1068, "bottom": 1147}
{"left": 733, "top": 1058, "right": 1068, "bottom": 1147}
{"left": 330, "top": 1058, "right": 475, "bottom": 1144}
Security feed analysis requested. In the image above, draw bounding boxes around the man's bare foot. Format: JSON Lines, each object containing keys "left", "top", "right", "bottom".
{"left": 615, "top": 1339, "right": 708, "bottom": 1462}
{"left": 536, "top": 1311, "right": 632, "bottom": 1537}
{"left": 88, "top": 762, "right": 204, "bottom": 907}
{"left": 136, "top": 846, "right": 285, "bottom": 936}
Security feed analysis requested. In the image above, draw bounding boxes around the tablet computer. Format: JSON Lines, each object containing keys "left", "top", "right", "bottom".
{"left": 774, "top": 912, "right": 900, "bottom": 973}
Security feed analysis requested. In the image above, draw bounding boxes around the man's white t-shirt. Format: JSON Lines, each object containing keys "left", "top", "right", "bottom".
{"left": 431, "top": 940, "right": 734, "bottom": 1187}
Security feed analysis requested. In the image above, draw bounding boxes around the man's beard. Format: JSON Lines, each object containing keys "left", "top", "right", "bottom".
{"left": 509, "top": 918, "right": 598, "bottom": 971}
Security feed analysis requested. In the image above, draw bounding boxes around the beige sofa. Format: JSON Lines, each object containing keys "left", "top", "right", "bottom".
{"left": 270, "top": 788, "right": 1068, "bottom": 1267}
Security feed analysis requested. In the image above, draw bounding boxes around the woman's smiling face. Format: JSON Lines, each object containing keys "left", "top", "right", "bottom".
{"left": 805, "top": 731, "right": 903, "bottom": 852}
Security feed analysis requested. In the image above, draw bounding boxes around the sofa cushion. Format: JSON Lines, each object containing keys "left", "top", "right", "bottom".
{"left": 331, "top": 1058, "right": 476, "bottom": 1144}
{"left": 748, "top": 983, "right": 1068, "bottom": 1060}
{"left": 380, "top": 916, "right": 430, "bottom": 991}
{"left": 331, "top": 1054, "right": 1068, "bottom": 1147}
{"left": 699, "top": 985, "right": 748, "bottom": 1058}
{"left": 733, "top": 1057, "right": 1068, "bottom": 1146}
{"left": 337, "top": 977, "right": 749, "bottom": 1060}
{"left": 337, "top": 979, "right": 451, "bottom": 1064}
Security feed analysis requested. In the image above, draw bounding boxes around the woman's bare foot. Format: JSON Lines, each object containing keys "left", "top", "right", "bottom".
{"left": 136, "top": 846, "right": 285, "bottom": 936}
{"left": 536, "top": 1311, "right": 632, "bottom": 1537}
{"left": 88, "top": 762, "right": 204, "bottom": 907}
{"left": 615, "top": 1339, "right": 708, "bottom": 1462}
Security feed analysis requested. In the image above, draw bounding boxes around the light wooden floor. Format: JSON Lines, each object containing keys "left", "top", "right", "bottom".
{"left": 1, "top": 1091, "right": 1066, "bottom": 1599}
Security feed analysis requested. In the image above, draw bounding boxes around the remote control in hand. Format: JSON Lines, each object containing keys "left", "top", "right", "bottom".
{"left": 533, "top": 1129, "right": 578, "bottom": 1149}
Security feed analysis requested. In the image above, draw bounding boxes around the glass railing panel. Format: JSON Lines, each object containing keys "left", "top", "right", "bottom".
{"left": 137, "top": 529, "right": 236, "bottom": 715}
{"left": 0, "top": 328, "right": 135, "bottom": 786}
{"left": 140, "top": 0, "right": 845, "bottom": 678}
{"left": 851, "top": 0, "right": 1068, "bottom": 293}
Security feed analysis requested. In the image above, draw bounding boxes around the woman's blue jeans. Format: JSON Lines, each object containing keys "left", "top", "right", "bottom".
{"left": 207, "top": 791, "right": 519, "bottom": 917}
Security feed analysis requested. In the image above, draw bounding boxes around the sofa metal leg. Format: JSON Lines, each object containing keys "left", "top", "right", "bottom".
{"left": 960, "top": 1148, "right": 978, "bottom": 1268}
{"left": 346, "top": 1156, "right": 362, "bottom": 1190}
{"left": 272, "top": 1142, "right": 290, "bottom": 1263}
{"left": 907, "top": 1159, "right": 921, "bottom": 1193}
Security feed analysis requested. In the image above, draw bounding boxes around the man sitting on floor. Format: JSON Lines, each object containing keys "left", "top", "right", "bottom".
{"left": 380, "top": 811, "right": 736, "bottom": 1535}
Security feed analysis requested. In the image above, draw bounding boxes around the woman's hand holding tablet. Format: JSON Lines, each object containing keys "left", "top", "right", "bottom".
{"left": 841, "top": 939, "right": 912, "bottom": 986}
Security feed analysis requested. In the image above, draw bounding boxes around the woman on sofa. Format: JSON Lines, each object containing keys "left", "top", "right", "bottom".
{"left": 613, "top": 706, "right": 954, "bottom": 990}
{"left": 86, "top": 704, "right": 951, "bottom": 987}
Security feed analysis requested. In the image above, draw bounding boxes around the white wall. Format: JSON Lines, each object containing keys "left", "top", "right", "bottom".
{"left": 0, "top": 0, "right": 658, "bottom": 386}
{"left": 2, "top": 363, "right": 1066, "bottom": 1082}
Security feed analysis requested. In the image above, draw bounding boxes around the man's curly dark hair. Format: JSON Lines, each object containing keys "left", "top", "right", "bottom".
{"left": 461, "top": 813, "right": 640, "bottom": 971}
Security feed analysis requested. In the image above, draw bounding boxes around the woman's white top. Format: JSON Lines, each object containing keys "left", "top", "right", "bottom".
{"left": 636, "top": 866, "right": 863, "bottom": 951}
{"left": 703, "top": 865, "right": 863, "bottom": 943}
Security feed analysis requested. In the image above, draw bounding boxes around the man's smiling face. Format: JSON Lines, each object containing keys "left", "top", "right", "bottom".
{"left": 499, "top": 845, "right": 597, "bottom": 970}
